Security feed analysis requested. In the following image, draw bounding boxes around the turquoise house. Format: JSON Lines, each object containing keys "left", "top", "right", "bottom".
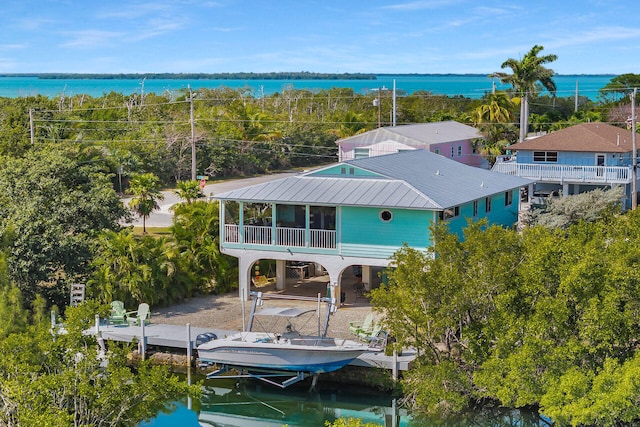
{"left": 492, "top": 122, "right": 637, "bottom": 207}
{"left": 216, "top": 150, "right": 531, "bottom": 304}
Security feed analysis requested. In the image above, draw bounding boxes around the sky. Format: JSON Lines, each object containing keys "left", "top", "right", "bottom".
{"left": 0, "top": 0, "right": 638, "bottom": 75}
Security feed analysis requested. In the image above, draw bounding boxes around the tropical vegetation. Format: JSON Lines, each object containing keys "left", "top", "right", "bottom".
{"left": 0, "top": 45, "right": 639, "bottom": 424}
{"left": 371, "top": 198, "right": 640, "bottom": 426}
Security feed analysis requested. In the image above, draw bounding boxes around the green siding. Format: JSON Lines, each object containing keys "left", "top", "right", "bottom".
{"left": 310, "top": 164, "right": 381, "bottom": 177}
{"left": 341, "top": 206, "right": 432, "bottom": 251}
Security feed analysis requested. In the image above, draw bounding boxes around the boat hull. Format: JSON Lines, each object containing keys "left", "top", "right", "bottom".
{"left": 197, "top": 332, "right": 370, "bottom": 374}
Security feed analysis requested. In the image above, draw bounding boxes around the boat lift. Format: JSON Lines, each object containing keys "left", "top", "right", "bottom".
{"left": 205, "top": 364, "right": 318, "bottom": 389}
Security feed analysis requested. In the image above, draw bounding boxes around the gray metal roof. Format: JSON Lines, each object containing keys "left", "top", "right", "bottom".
{"left": 337, "top": 121, "right": 481, "bottom": 147}
{"left": 215, "top": 150, "right": 531, "bottom": 210}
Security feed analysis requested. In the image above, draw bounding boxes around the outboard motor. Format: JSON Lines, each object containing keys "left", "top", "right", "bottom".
{"left": 196, "top": 332, "right": 217, "bottom": 347}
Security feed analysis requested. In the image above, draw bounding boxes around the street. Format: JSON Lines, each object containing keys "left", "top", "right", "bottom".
{"left": 122, "top": 172, "right": 298, "bottom": 228}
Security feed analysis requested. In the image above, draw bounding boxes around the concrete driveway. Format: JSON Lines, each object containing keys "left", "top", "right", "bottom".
{"left": 122, "top": 172, "right": 298, "bottom": 228}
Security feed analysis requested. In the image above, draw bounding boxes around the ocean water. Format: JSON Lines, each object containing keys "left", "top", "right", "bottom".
{"left": 0, "top": 74, "right": 614, "bottom": 100}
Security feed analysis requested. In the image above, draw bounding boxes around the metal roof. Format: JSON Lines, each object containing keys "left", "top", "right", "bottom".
{"left": 215, "top": 150, "right": 532, "bottom": 210}
{"left": 336, "top": 121, "right": 481, "bottom": 147}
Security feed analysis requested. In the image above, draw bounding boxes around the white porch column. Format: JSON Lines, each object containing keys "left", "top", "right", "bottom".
{"left": 275, "top": 259, "right": 286, "bottom": 291}
{"left": 528, "top": 183, "right": 534, "bottom": 203}
{"left": 238, "top": 258, "right": 254, "bottom": 301}
{"left": 362, "top": 265, "right": 372, "bottom": 291}
{"left": 563, "top": 183, "right": 569, "bottom": 197}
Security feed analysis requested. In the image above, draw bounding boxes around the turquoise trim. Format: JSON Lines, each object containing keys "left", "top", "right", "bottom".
{"left": 310, "top": 164, "right": 381, "bottom": 177}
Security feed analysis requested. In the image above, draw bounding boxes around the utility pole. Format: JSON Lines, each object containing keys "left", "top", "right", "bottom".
{"left": 29, "top": 109, "right": 34, "bottom": 145}
{"left": 392, "top": 79, "right": 396, "bottom": 127}
{"left": 189, "top": 85, "right": 196, "bottom": 181}
{"left": 377, "top": 88, "right": 381, "bottom": 128}
{"left": 632, "top": 88, "right": 637, "bottom": 210}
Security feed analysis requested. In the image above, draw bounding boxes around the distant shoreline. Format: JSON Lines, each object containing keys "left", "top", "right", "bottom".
{"left": 0, "top": 72, "right": 377, "bottom": 80}
{"left": 0, "top": 72, "right": 617, "bottom": 80}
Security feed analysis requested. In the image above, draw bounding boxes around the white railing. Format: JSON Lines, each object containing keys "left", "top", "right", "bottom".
{"left": 492, "top": 162, "right": 632, "bottom": 184}
{"left": 310, "top": 229, "right": 336, "bottom": 249}
{"left": 276, "top": 227, "right": 306, "bottom": 247}
{"left": 224, "top": 224, "right": 240, "bottom": 243}
{"left": 243, "top": 225, "right": 272, "bottom": 245}
{"left": 224, "top": 224, "right": 336, "bottom": 249}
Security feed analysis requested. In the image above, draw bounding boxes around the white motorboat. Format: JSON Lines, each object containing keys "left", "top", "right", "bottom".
{"left": 197, "top": 292, "right": 377, "bottom": 381}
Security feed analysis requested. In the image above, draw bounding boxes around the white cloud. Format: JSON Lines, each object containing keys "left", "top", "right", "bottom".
{"left": 59, "top": 30, "right": 124, "bottom": 49}
{"left": 381, "top": 0, "right": 461, "bottom": 11}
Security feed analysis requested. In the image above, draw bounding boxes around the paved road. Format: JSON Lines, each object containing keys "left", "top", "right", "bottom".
{"left": 123, "top": 172, "right": 298, "bottom": 228}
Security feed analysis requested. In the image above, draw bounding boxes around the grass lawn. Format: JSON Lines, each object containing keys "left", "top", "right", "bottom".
{"left": 133, "top": 226, "right": 172, "bottom": 237}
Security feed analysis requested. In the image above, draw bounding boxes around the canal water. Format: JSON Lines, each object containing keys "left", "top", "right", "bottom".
{"left": 139, "top": 376, "right": 410, "bottom": 427}
{"left": 139, "top": 375, "right": 551, "bottom": 427}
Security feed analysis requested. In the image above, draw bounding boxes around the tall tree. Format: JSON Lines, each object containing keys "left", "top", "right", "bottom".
{"left": 128, "top": 172, "right": 164, "bottom": 233}
{"left": 0, "top": 147, "right": 127, "bottom": 305}
{"left": 598, "top": 73, "right": 640, "bottom": 103}
{"left": 493, "top": 45, "right": 558, "bottom": 142}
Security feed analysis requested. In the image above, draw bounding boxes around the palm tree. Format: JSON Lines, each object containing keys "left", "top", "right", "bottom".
{"left": 472, "top": 92, "right": 517, "bottom": 164}
{"left": 492, "top": 45, "right": 558, "bottom": 142}
{"left": 128, "top": 172, "right": 164, "bottom": 233}
{"left": 472, "top": 92, "right": 515, "bottom": 125}
{"left": 174, "top": 180, "right": 204, "bottom": 204}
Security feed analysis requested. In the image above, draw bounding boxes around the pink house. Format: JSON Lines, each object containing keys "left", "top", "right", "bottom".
{"left": 337, "top": 121, "right": 488, "bottom": 168}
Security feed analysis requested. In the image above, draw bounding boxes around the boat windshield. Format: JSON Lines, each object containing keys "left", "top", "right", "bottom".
{"left": 255, "top": 307, "right": 315, "bottom": 318}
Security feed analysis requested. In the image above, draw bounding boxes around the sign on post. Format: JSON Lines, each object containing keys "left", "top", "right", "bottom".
{"left": 199, "top": 179, "right": 206, "bottom": 189}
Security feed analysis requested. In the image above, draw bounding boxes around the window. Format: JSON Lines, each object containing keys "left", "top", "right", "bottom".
{"left": 434, "top": 148, "right": 440, "bottom": 155}
{"left": 533, "top": 151, "right": 558, "bottom": 162}
{"left": 473, "top": 200, "right": 478, "bottom": 217}
{"left": 505, "top": 190, "right": 513, "bottom": 206}
{"left": 379, "top": 210, "right": 393, "bottom": 222}
{"left": 439, "top": 206, "right": 460, "bottom": 220}
{"left": 457, "top": 145, "right": 462, "bottom": 157}
{"left": 341, "top": 166, "right": 355, "bottom": 175}
{"left": 485, "top": 196, "right": 492, "bottom": 213}
{"left": 354, "top": 147, "right": 370, "bottom": 159}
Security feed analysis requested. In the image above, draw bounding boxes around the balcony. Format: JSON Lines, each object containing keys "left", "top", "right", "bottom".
{"left": 492, "top": 161, "right": 632, "bottom": 185}
{"left": 223, "top": 224, "right": 336, "bottom": 249}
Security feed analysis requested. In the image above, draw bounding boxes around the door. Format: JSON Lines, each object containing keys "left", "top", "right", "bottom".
{"left": 596, "top": 153, "right": 605, "bottom": 177}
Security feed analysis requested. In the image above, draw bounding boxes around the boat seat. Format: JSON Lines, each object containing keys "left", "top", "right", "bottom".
{"left": 283, "top": 330, "right": 301, "bottom": 339}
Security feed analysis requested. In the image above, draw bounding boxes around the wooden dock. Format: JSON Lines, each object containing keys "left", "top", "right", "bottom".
{"left": 89, "top": 321, "right": 415, "bottom": 373}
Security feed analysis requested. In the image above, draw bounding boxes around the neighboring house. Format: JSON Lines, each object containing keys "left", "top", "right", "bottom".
{"left": 337, "top": 121, "right": 488, "bottom": 168}
{"left": 215, "top": 150, "right": 530, "bottom": 304}
{"left": 492, "top": 122, "right": 637, "bottom": 207}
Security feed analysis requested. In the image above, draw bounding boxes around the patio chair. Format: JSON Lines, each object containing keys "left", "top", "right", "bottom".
{"left": 349, "top": 312, "right": 375, "bottom": 336}
{"left": 109, "top": 301, "right": 126, "bottom": 325}
{"left": 126, "top": 303, "right": 151, "bottom": 326}
{"left": 359, "top": 322, "right": 383, "bottom": 342}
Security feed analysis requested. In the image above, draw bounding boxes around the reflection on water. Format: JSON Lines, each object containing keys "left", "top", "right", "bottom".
{"left": 140, "top": 375, "right": 551, "bottom": 427}
{"left": 140, "top": 376, "right": 408, "bottom": 427}
{"left": 197, "top": 380, "right": 409, "bottom": 427}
